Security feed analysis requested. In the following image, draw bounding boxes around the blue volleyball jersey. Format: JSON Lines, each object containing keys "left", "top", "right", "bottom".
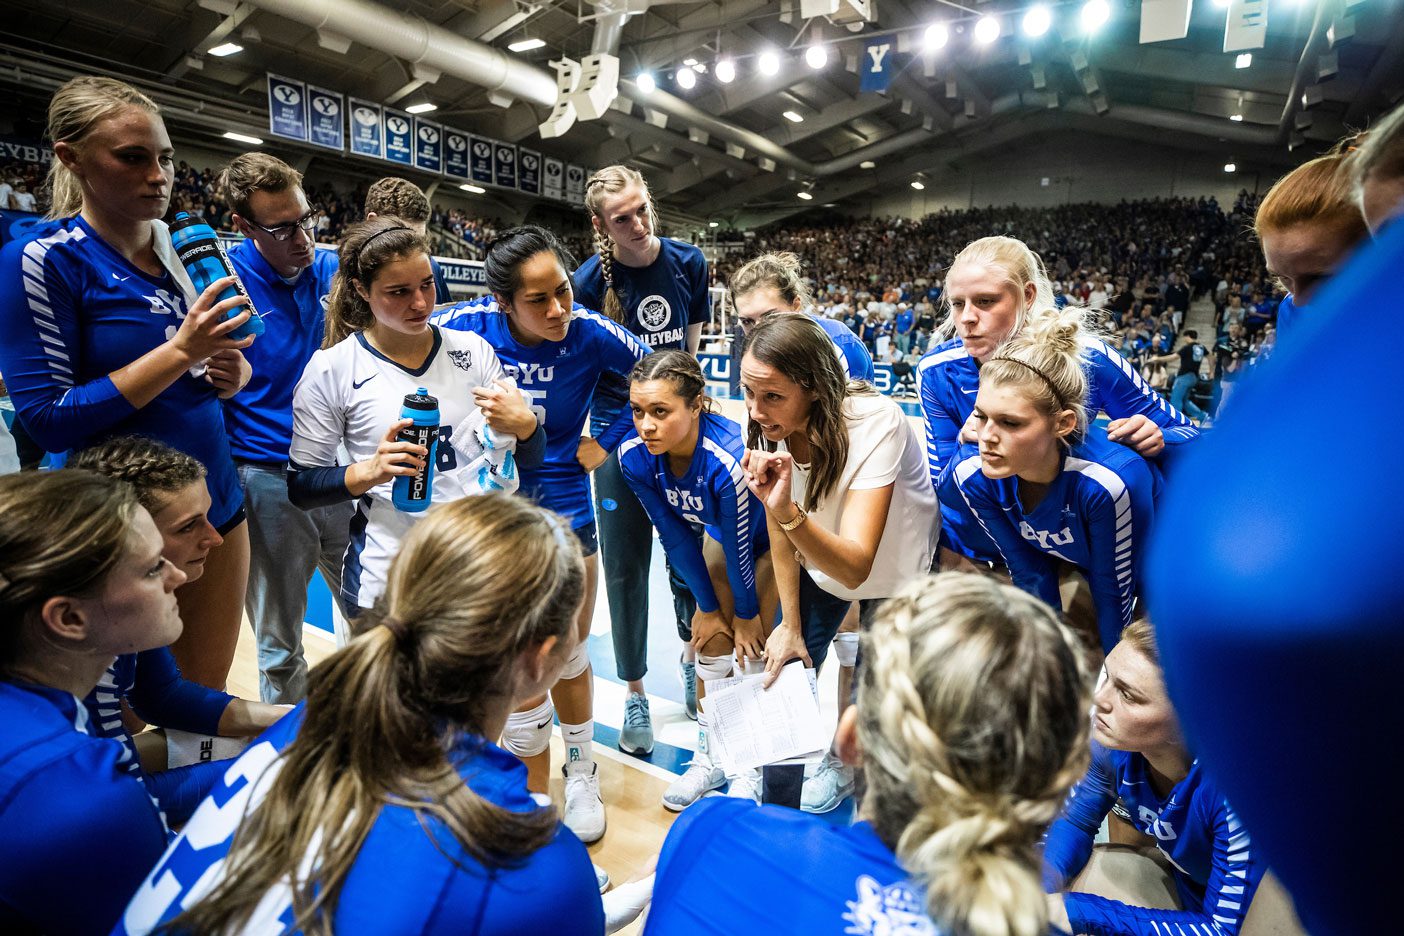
{"left": 0, "top": 680, "right": 168, "bottom": 936}
{"left": 431, "top": 297, "right": 650, "bottom": 529}
{"left": 618, "top": 411, "right": 768, "bottom": 619}
{"left": 117, "top": 705, "right": 604, "bottom": 936}
{"left": 223, "top": 240, "right": 339, "bottom": 463}
{"left": 1043, "top": 742, "right": 1264, "bottom": 936}
{"left": 575, "top": 237, "right": 709, "bottom": 411}
{"left": 814, "top": 314, "right": 875, "bottom": 381}
{"left": 938, "top": 431, "right": 1158, "bottom": 653}
{"left": 918, "top": 335, "right": 1192, "bottom": 563}
{"left": 0, "top": 216, "right": 243, "bottom": 526}
{"left": 1274, "top": 292, "right": 1301, "bottom": 335}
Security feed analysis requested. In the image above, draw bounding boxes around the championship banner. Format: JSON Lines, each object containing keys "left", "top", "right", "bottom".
{"left": 1224, "top": 0, "right": 1268, "bottom": 52}
{"left": 444, "top": 129, "right": 469, "bottom": 179}
{"left": 470, "top": 137, "right": 494, "bottom": 184}
{"left": 383, "top": 109, "right": 414, "bottom": 166}
{"left": 349, "top": 99, "right": 383, "bottom": 159}
{"left": 493, "top": 143, "right": 517, "bottom": 189}
{"left": 518, "top": 149, "right": 541, "bottom": 195}
{"left": 566, "top": 164, "right": 586, "bottom": 203}
{"left": 267, "top": 74, "right": 308, "bottom": 142}
{"left": 413, "top": 118, "right": 442, "bottom": 174}
{"left": 307, "top": 87, "right": 344, "bottom": 151}
{"left": 543, "top": 157, "right": 565, "bottom": 200}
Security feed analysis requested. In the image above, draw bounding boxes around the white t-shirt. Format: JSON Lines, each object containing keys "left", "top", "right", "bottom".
{"left": 0, "top": 182, "right": 12, "bottom": 209}
{"left": 781, "top": 392, "right": 938, "bottom": 601}
{"left": 11, "top": 190, "right": 36, "bottom": 212}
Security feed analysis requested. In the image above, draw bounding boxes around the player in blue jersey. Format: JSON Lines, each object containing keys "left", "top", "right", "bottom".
{"left": 0, "top": 77, "right": 255, "bottom": 691}
{"left": 364, "top": 176, "right": 453, "bottom": 303}
{"left": 288, "top": 218, "right": 542, "bottom": 629}
{"left": 620, "top": 351, "right": 778, "bottom": 809}
{"left": 116, "top": 493, "right": 608, "bottom": 936}
{"left": 1255, "top": 149, "right": 1368, "bottom": 338}
{"left": 577, "top": 165, "right": 709, "bottom": 751}
{"left": 0, "top": 470, "right": 185, "bottom": 934}
{"left": 1043, "top": 621, "right": 1265, "bottom": 935}
{"left": 220, "top": 152, "right": 349, "bottom": 704}
{"left": 70, "top": 437, "right": 290, "bottom": 822}
{"left": 919, "top": 236, "right": 1192, "bottom": 571}
{"left": 937, "top": 309, "right": 1159, "bottom": 654}
{"left": 647, "top": 572, "right": 1092, "bottom": 936}
{"left": 728, "top": 251, "right": 874, "bottom": 381}
{"left": 432, "top": 225, "right": 650, "bottom": 844}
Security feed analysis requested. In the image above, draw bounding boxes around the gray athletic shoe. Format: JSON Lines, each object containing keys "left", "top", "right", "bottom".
{"left": 801, "top": 753, "right": 856, "bottom": 813}
{"left": 594, "top": 864, "right": 610, "bottom": 894}
{"left": 662, "top": 749, "right": 726, "bottom": 812}
{"left": 679, "top": 656, "right": 698, "bottom": 721}
{"left": 619, "top": 691, "right": 654, "bottom": 755}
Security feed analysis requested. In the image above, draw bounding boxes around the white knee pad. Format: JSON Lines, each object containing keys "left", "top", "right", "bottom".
{"left": 695, "top": 653, "right": 733, "bottom": 683}
{"left": 833, "top": 632, "right": 860, "bottom": 668}
{"left": 558, "top": 639, "right": 591, "bottom": 681}
{"left": 502, "top": 699, "right": 554, "bottom": 758}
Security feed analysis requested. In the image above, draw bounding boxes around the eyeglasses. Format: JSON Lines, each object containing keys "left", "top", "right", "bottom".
{"left": 246, "top": 211, "right": 318, "bottom": 242}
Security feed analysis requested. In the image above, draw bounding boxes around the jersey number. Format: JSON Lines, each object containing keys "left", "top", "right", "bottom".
{"left": 521, "top": 388, "right": 549, "bottom": 426}
{"left": 436, "top": 425, "right": 457, "bottom": 471}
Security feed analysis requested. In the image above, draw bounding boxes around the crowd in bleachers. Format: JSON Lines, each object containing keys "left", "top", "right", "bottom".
{"left": 0, "top": 160, "right": 46, "bottom": 213}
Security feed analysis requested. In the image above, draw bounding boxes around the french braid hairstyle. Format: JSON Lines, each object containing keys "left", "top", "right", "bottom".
{"left": 859, "top": 572, "right": 1094, "bottom": 936}
{"left": 584, "top": 165, "right": 656, "bottom": 324}
{"left": 69, "top": 435, "right": 205, "bottom": 515}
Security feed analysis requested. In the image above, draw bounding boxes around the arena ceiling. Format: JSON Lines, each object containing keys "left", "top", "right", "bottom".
{"left": 2, "top": 0, "right": 1402, "bottom": 226}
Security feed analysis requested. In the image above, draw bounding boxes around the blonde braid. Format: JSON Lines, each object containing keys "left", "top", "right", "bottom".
{"left": 593, "top": 227, "right": 626, "bottom": 324}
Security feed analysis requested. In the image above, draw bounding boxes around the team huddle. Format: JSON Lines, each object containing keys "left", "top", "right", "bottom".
{"left": 1, "top": 73, "right": 1401, "bottom": 936}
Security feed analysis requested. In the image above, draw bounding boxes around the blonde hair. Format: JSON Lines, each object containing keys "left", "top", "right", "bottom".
{"left": 1119, "top": 619, "right": 1159, "bottom": 666}
{"left": 218, "top": 152, "right": 304, "bottom": 222}
{"left": 1255, "top": 152, "right": 1368, "bottom": 246}
{"left": 981, "top": 306, "right": 1089, "bottom": 443}
{"left": 69, "top": 436, "right": 205, "bottom": 514}
{"left": 860, "top": 572, "right": 1093, "bottom": 936}
{"left": 938, "top": 236, "right": 1055, "bottom": 343}
{"left": 165, "top": 493, "right": 585, "bottom": 935}
{"left": 729, "top": 251, "right": 814, "bottom": 312}
{"left": 1350, "top": 105, "right": 1404, "bottom": 210}
{"left": 44, "top": 76, "right": 160, "bottom": 219}
{"left": 324, "top": 215, "right": 428, "bottom": 347}
{"left": 584, "top": 164, "right": 655, "bottom": 324}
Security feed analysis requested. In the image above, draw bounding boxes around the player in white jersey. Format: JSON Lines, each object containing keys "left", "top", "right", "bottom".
{"left": 288, "top": 218, "right": 543, "bottom": 629}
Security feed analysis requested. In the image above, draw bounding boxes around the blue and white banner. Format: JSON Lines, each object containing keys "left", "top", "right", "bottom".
{"left": 383, "top": 109, "right": 413, "bottom": 166}
{"left": 566, "top": 164, "right": 586, "bottom": 203}
{"left": 306, "top": 86, "right": 344, "bottom": 150}
{"left": 699, "top": 353, "right": 898, "bottom": 396}
{"left": 437, "top": 256, "right": 487, "bottom": 288}
{"left": 0, "top": 136, "right": 53, "bottom": 164}
{"left": 349, "top": 99, "right": 383, "bottom": 159}
{"left": 413, "top": 118, "right": 442, "bottom": 173}
{"left": 518, "top": 149, "right": 541, "bottom": 195}
{"left": 470, "top": 137, "right": 494, "bottom": 184}
{"left": 267, "top": 74, "right": 308, "bottom": 141}
{"left": 543, "top": 157, "right": 565, "bottom": 200}
{"left": 444, "top": 129, "right": 469, "bottom": 179}
{"left": 860, "top": 39, "right": 899, "bottom": 93}
{"left": 493, "top": 143, "right": 517, "bottom": 189}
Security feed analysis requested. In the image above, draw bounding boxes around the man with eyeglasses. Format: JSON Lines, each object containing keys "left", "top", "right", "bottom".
{"left": 219, "top": 152, "right": 348, "bottom": 705}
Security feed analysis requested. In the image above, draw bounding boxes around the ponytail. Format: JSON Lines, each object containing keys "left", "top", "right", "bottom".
{"left": 324, "top": 216, "right": 427, "bottom": 347}
{"left": 729, "top": 250, "right": 814, "bottom": 313}
{"left": 44, "top": 76, "right": 160, "bottom": 220}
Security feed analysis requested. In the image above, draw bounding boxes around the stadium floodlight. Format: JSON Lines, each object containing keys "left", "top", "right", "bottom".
{"left": 1022, "top": 6, "right": 1051, "bottom": 38}
{"left": 1236, "top": 53, "right": 1252, "bottom": 69}
{"left": 676, "top": 67, "right": 697, "bottom": 90}
{"left": 860, "top": 160, "right": 876, "bottom": 169}
{"left": 405, "top": 102, "right": 437, "bottom": 114}
{"left": 208, "top": 43, "right": 243, "bottom": 57}
{"left": 223, "top": 131, "right": 264, "bottom": 145}
{"left": 759, "top": 50, "right": 781, "bottom": 76}
{"left": 709, "top": 221, "right": 719, "bottom": 227}
{"left": 1224, "top": 162, "right": 1237, "bottom": 173}
{"left": 975, "top": 16, "right": 1002, "bottom": 45}
{"left": 716, "top": 59, "right": 736, "bottom": 83}
{"left": 806, "top": 45, "right": 829, "bottom": 69}
{"left": 1081, "top": 0, "right": 1111, "bottom": 33}
{"left": 797, "top": 191, "right": 814, "bottom": 200}
{"left": 911, "top": 180, "right": 926, "bottom": 190}
{"left": 783, "top": 110, "right": 804, "bottom": 123}
{"left": 460, "top": 184, "right": 487, "bottom": 193}
{"left": 1230, "top": 113, "right": 1244, "bottom": 122}
{"left": 508, "top": 38, "right": 546, "bottom": 53}
{"left": 925, "top": 24, "right": 949, "bottom": 51}
{"left": 636, "top": 72, "right": 657, "bottom": 94}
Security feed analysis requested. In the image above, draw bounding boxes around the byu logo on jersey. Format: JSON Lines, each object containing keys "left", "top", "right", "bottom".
{"left": 665, "top": 489, "right": 704, "bottom": 514}
{"left": 506, "top": 361, "right": 555, "bottom": 383}
{"left": 843, "top": 875, "right": 935, "bottom": 935}
{"left": 637, "top": 295, "right": 672, "bottom": 332}
{"left": 449, "top": 349, "right": 473, "bottom": 371}
{"left": 1138, "top": 806, "right": 1179, "bottom": 842}
{"left": 1020, "top": 521, "right": 1074, "bottom": 550}
{"left": 146, "top": 288, "right": 184, "bottom": 318}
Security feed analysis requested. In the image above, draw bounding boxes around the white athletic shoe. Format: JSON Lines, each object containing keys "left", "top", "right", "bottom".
{"left": 563, "top": 761, "right": 607, "bottom": 843}
{"left": 725, "top": 768, "right": 762, "bottom": 804}
{"left": 661, "top": 750, "right": 725, "bottom": 812}
{"left": 801, "top": 753, "right": 855, "bottom": 814}
{"left": 594, "top": 864, "right": 611, "bottom": 894}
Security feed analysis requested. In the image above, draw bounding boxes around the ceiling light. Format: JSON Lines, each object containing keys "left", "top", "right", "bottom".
{"left": 924, "top": 24, "right": 949, "bottom": 51}
{"left": 805, "top": 45, "right": 828, "bottom": 69}
{"left": 709, "top": 221, "right": 719, "bottom": 227}
{"left": 1229, "top": 113, "right": 1243, "bottom": 122}
{"left": 1022, "top": 7, "right": 1051, "bottom": 38}
{"left": 208, "top": 42, "right": 243, "bottom": 57}
{"left": 683, "top": 58, "right": 698, "bottom": 67}
{"left": 676, "top": 67, "right": 697, "bottom": 90}
{"left": 405, "top": 102, "right": 437, "bottom": 115}
{"left": 860, "top": 160, "right": 876, "bottom": 169}
{"left": 1081, "top": 0, "right": 1111, "bottom": 33}
{"left": 508, "top": 38, "right": 546, "bottom": 53}
{"left": 1224, "top": 162, "right": 1237, "bottom": 173}
{"left": 975, "top": 16, "right": 1001, "bottom": 45}
{"left": 783, "top": 110, "right": 804, "bottom": 123}
{"left": 759, "top": 50, "right": 781, "bottom": 76}
{"left": 797, "top": 191, "right": 814, "bottom": 200}
{"left": 637, "top": 72, "right": 657, "bottom": 94}
{"left": 911, "top": 180, "right": 925, "bottom": 190}
{"left": 716, "top": 59, "right": 736, "bottom": 83}
{"left": 223, "top": 131, "right": 263, "bottom": 145}
{"left": 1236, "top": 53, "right": 1252, "bottom": 69}
{"left": 460, "top": 184, "right": 486, "bottom": 194}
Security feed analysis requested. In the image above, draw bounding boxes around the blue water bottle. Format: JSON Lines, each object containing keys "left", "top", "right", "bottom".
{"left": 168, "top": 212, "right": 264, "bottom": 340}
{"left": 392, "top": 388, "right": 440, "bottom": 513}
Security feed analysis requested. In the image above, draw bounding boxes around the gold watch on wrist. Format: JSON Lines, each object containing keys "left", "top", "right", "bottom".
{"left": 778, "top": 500, "right": 808, "bottom": 532}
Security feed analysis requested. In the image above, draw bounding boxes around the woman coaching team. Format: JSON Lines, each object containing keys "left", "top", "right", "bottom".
{"left": 6, "top": 71, "right": 1404, "bottom": 934}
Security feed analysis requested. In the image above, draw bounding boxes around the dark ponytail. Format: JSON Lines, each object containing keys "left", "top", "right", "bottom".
{"left": 484, "top": 225, "right": 577, "bottom": 306}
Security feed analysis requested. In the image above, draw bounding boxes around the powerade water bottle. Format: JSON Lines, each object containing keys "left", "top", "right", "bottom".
{"left": 167, "top": 211, "right": 264, "bottom": 341}
{"left": 392, "top": 388, "right": 439, "bottom": 513}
